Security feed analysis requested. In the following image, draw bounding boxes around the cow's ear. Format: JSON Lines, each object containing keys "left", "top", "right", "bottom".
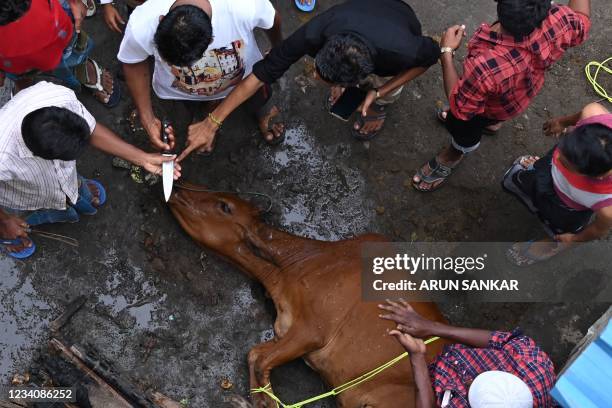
{"left": 243, "top": 228, "right": 279, "bottom": 267}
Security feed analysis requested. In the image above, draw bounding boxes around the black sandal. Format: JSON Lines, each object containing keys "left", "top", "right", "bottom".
{"left": 351, "top": 104, "right": 386, "bottom": 141}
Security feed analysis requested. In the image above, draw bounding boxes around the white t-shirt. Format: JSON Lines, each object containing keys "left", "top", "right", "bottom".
{"left": 117, "top": 0, "right": 275, "bottom": 101}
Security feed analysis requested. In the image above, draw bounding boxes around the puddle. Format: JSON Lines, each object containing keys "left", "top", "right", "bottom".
{"left": 0, "top": 256, "right": 52, "bottom": 381}
{"left": 260, "top": 123, "right": 375, "bottom": 240}
{"left": 95, "top": 250, "right": 166, "bottom": 330}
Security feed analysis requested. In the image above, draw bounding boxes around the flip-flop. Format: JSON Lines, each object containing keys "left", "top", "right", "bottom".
{"left": 351, "top": 105, "right": 386, "bottom": 141}
{"left": 82, "top": 0, "right": 96, "bottom": 17}
{"left": 295, "top": 0, "right": 316, "bottom": 12}
{"left": 1, "top": 237, "right": 36, "bottom": 259}
{"left": 412, "top": 157, "right": 457, "bottom": 192}
{"left": 72, "top": 178, "right": 107, "bottom": 215}
{"left": 501, "top": 155, "right": 539, "bottom": 214}
{"left": 76, "top": 58, "right": 121, "bottom": 108}
{"left": 506, "top": 240, "right": 563, "bottom": 267}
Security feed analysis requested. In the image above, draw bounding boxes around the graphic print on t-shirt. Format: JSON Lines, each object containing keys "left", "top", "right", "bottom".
{"left": 170, "top": 40, "right": 245, "bottom": 96}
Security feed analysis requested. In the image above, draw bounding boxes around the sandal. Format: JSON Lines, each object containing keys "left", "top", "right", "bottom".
{"left": 82, "top": 0, "right": 96, "bottom": 17}
{"left": 1, "top": 237, "right": 36, "bottom": 259}
{"left": 501, "top": 155, "right": 540, "bottom": 214}
{"left": 72, "top": 177, "right": 107, "bottom": 215}
{"left": 506, "top": 240, "right": 565, "bottom": 267}
{"left": 436, "top": 104, "right": 501, "bottom": 135}
{"left": 75, "top": 58, "right": 121, "bottom": 108}
{"left": 351, "top": 104, "right": 386, "bottom": 141}
{"left": 295, "top": 0, "right": 316, "bottom": 12}
{"left": 413, "top": 157, "right": 457, "bottom": 192}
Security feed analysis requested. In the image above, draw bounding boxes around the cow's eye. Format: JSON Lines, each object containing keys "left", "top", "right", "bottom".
{"left": 219, "top": 201, "right": 232, "bottom": 214}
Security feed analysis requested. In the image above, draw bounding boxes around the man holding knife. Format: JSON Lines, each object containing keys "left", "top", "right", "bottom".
{"left": 0, "top": 81, "right": 181, "bottom": 259}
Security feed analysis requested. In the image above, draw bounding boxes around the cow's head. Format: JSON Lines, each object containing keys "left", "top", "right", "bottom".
{"left": 168, "top": 182, "right": 262, "bottom": 252}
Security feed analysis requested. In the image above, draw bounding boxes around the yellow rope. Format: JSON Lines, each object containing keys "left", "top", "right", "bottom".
{"left": 251, "top": 336, "right": 440, "bottom": 408}
{"left": 585, "top": 57, "right": 612, "bottom": 103}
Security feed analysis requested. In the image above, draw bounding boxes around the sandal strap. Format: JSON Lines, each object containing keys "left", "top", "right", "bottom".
{"left": 81, "top": 58, "right": 104, "bottom": 92}
{"left": 427, "top": 158, "right": 452, "bottom": 178}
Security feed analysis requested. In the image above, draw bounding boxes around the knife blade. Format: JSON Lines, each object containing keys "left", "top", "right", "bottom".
{"left": 161, "top": 119, "right": 174, "bottom": 202}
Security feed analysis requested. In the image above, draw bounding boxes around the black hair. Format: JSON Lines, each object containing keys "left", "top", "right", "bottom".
{"left": 315, "top": 33, "right": 374, "bottom": 87}
{"left": 21, "top": 107, "right": 91, "bottom": 161}
{"left": 0, "top": 0, "right": 31, "bottom": 25}
{"left": 559, "top": 124, "right": 612, "bottom": 177}
{"left": 496, "top": 0, "right": 551, "bottom": 39}
{"left": 154, "top": 5, "right": 213, "bottom": 67}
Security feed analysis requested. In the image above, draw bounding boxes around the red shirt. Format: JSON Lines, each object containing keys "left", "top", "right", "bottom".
{"left": 449, "top": 5, "right": 590, "bottom": 122}
{"left": 429, "top": 329, "right": 557, "bottom": 407}
{"left": 0, "top": 0, "right": 73, "bottom": 75}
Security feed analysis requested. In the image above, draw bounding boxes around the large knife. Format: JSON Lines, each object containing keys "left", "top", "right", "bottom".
{"left": 161, "top": 119, "right": 174, "bottom": 202}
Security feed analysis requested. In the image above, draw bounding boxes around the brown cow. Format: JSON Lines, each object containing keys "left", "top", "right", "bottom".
{"left": 168, "top": 184, "right": 451, "bottom": 407}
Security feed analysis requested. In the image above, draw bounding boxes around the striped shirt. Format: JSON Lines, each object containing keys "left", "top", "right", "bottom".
{"left": 551, "top": 114, "right": 612, "bottom": 211}
{"left": 0, "top": 82, "right": 96, "bottom": 211}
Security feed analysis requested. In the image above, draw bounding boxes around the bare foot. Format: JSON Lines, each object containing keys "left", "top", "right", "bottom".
{"left": 258, "top": 105, "right": 285, "bottom": 143}
{"left": 4, "top": 237, "right": 33, "bottom": 254}
{"left": 328, "top": 86, "right": 345, "bottom": 106}
{"left": 354, "top": 105, "right": 385, "bottom": 135}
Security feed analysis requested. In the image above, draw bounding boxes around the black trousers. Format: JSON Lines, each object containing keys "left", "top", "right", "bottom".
{"left": 445, "top": 111, "right": 499, "bottom": 153}
{"left": 515, "top": 149, "right": 593, "bottom": 234}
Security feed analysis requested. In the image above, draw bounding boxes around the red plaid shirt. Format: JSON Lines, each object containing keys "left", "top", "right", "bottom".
{"left": 428, "top": 329, "right": 557, "bottom": 407}
{"left": 449, "top": 5, "right": 590, "bottom": 121}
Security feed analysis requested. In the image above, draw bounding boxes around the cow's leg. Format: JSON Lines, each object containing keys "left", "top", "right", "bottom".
{"left": 248, "top": 332, "right": 319, "bottom": 408}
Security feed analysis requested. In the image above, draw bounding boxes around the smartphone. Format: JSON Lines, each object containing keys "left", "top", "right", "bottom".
{"left": 329, "top": 87, "right": 367, "bottom": 121}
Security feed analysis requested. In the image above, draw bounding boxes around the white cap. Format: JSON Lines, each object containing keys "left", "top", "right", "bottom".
{"left": 468, "top": 371, "right": 533, "bottom": 408}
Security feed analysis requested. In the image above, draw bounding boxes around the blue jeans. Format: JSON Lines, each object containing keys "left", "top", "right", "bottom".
{"left": 4, "top": 0, "right": 94, "bottom": 90}
{"left": 2, "top": 175, "right": 100, "bottom": 228}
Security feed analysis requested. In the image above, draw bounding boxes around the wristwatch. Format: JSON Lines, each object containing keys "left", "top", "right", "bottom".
{"left": 440, "top": 47, "right": 455, "bottom": 56}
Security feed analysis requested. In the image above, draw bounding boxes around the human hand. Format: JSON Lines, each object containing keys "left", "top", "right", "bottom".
{"left": 554, "top": 233, "right": 576, "bottom": 244}
{"left": 543, "top": 118, "right": 567, "bottom": 138}
{"left": 360, "top": 89, "right": 378, "bottom": 117}
{"left": 389, "top": 330, "right": 427, "bottom": 355}
{"left": 141, "top": 153, "right": 182, "bottom": 180}
{"left": 143, "top": 115, "right": 175, "bottom": 151}
{"left": 441, "top": 25, "right": 466, "bottom": 51}
{"left": 379, "top": 300, "right": 436, "bottom": 337}
{"left": 103, "top": 4, "right": 125, "bottom": 33}
{"left": 177, "top": 117, "right": 219, "bottom": 162}
{"left": 328, "top": 86, "right": 346, "bottom": 107}
{"left": 68, "top": 0, "right": 87, "bottom": 33}
{"left": 0, "top": 213, "right": 29, "bottom": 241}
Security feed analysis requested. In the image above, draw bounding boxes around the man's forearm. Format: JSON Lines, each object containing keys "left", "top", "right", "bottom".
{"left": 379, "top": 67, "right": 427, "bottom": 98}
{"left": 410, "top": 354, "right": 435, "bottom": 408}
{"left": 441, "top": 53, "right": 459, "bottom": 99}
{"left": 265, "top": 12, "right": 283, "bottom": 48}
{"left": 428, "top": 322, "right": 491, "bottom": 348}
{"left": 571, "top": 213, "right": 612, "bottom": 242}
{"left": 123, "top": 61, "right": 155, "bottom": 123}
{"left": 210, "top": 74, "right": 265, "bottom": 122}
{"left": 90, "top": 124, "right": 147, "bottom": 167}
{"left": 568, "top": 0, "right": 590, "bottom": 17}
{"left": 558, "top": 111, "right": 582, "bottom": 127}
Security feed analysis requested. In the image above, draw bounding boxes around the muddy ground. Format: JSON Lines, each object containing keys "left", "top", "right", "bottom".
{"left": 1, "top": 1, "right": 611, "bottom": 407}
